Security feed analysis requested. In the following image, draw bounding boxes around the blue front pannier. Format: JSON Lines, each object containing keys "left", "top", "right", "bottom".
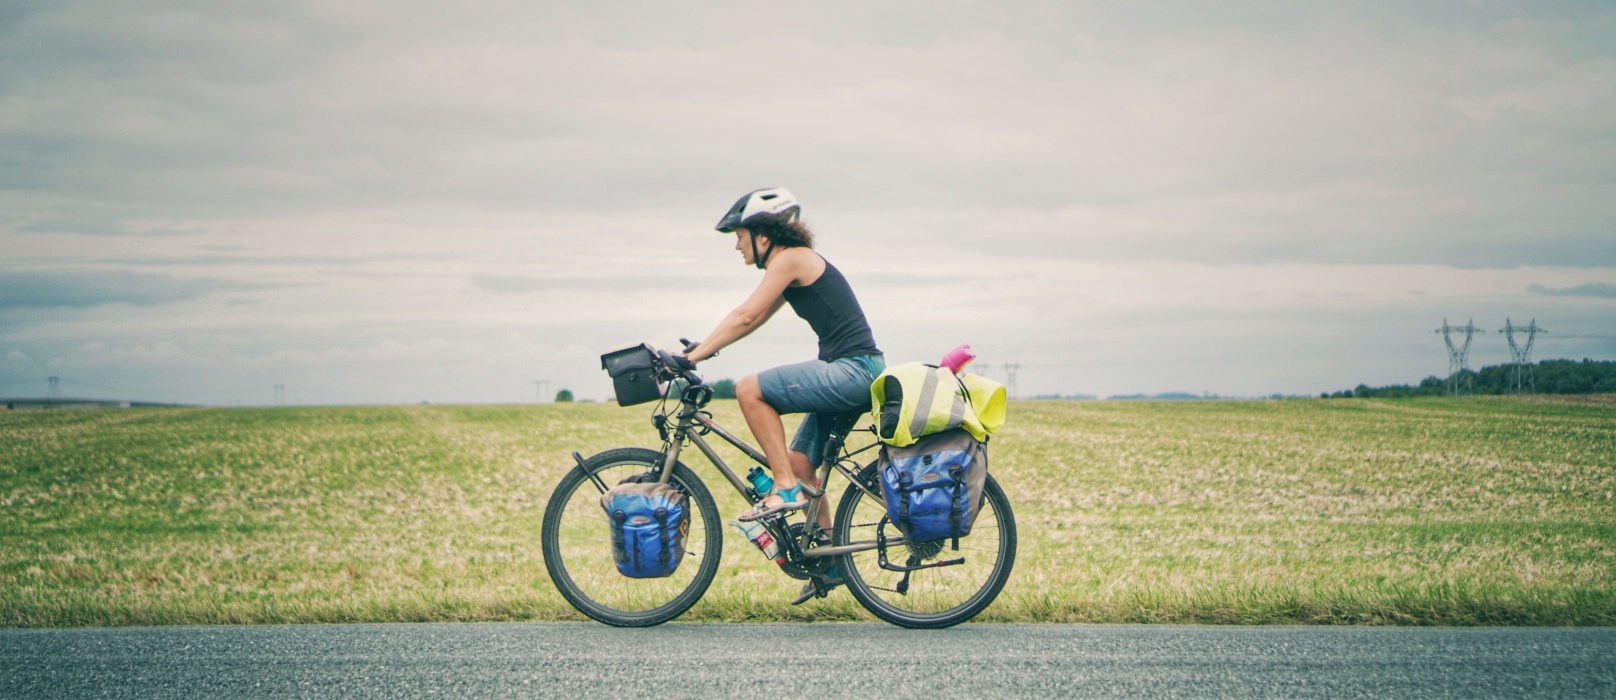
{"left": 600, "top": 480, "right": 689, "bottom": 578}
{"left": 878, "top": 428, "right": 988, "bottom": 544}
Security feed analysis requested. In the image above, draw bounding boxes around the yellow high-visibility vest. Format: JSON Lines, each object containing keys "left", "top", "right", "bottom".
{"left": 870, "top": 362, "right": 1006, "bottom": 447}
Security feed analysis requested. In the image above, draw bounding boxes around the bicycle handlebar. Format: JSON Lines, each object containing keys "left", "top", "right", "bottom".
{"left": 654, "top": 348, "right": 704, "bottom": 387}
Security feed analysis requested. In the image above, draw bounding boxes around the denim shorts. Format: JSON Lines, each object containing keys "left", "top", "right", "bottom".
{"left": 758, "top": 354, "right": 885, "bottom": 467}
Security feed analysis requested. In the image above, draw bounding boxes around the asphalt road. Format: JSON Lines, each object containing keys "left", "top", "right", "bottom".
{"left": 3, "top": 623, "right": 1613, "bottom": 698}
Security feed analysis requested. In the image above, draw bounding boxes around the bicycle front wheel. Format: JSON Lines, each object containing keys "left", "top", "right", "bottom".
{"left": 541, "top": 448, "right": 721, "bottom": 627}
{"left": 834, "top": 464, "right": 1016, "bottom": 628}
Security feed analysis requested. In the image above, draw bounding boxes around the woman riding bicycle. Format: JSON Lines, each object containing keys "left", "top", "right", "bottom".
{"left": 680, "top": 187, "right": 885, "bottom": 601}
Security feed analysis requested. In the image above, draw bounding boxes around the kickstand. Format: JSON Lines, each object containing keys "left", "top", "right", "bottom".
{"left": 894, "top": 555, "right": 919, "bottom": 596}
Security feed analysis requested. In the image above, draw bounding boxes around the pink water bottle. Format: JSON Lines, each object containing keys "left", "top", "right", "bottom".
{"left": 940, "top": 343, "right": 976, "bottom": 375}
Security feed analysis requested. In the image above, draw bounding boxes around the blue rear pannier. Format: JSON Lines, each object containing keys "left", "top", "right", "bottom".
{"left": 600, "top": 479, "right": 689, "bottom": 578}
{"left": 878, "top": 429, "right": 988, "bottom": 545}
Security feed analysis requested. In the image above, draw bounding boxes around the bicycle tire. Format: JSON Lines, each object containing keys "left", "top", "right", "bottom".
{"left": 541, "top": 448, "right": 722, "bottom": 627}
{"left": 834, "top": 464, "right": 1016, "bottom": 629}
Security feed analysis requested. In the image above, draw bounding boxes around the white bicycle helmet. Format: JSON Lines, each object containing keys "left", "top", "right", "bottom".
{"left": 714, "top": 187, "right": 800, "bottom": 233}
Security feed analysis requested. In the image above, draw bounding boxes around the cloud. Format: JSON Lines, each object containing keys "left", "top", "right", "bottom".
{"left": 470, "top": 273, "right": 737, "bottom": 294}
{"left": 2, "top": 2, "right": 1615, "bottom": 403}
{"left": 0, "top": 270, "right": 253, "bottom": 310}
{"left": 16, "top": 207, "right": 201, "bottom": 237}
{"left": 19, "top": 213, "right": 140, "bottom": 237}
{"left": 3, "top": 1, "right": 1614, "bottom": 267}
{"left": 114, "top": 254, "right": 430, "bottom": 268}
{"left": 1528, "top": 282, "right": 1616, "bottom": 299}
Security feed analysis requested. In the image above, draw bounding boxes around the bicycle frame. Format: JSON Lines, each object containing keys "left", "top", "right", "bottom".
{"left": 650, "top": 389, "right": 889, "bottom": 560}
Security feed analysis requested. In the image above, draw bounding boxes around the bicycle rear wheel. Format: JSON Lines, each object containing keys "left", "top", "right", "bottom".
{"left": 834, "top": 464, "right": 1016, "bottom": 628}
{"left": 541, "top": 448, "right": 721, "bottom": 627}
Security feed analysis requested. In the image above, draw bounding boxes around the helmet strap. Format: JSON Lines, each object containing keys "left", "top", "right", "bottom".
{"left": 752, "top": 232, "right": 772, "bottom": 270}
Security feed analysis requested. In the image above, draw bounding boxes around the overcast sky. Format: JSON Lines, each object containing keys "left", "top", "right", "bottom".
{"left": 3, "top": 0, "right": 1614, "bottom": 405}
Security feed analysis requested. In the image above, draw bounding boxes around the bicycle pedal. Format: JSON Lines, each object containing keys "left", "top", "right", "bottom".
{"left": 746, "top": 511, "right": 788, "bottom": 530}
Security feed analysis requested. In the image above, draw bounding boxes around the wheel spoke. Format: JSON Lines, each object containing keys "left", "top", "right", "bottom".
{"left": 834, "top": 464, "right": 1015, "bottom": 628}
{"left": 542, "top": 451, "right": 723, "bottom": 627}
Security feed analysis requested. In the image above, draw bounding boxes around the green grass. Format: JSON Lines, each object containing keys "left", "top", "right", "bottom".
{"left": 2, "top": 396, "right": 1613, "bottom": 627}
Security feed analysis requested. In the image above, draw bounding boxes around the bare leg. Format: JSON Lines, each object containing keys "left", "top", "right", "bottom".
{"left": 736, "top": 374, "right": 797, "bottom": 507}
{"left": 788, "top": 449, "right": 832, "bottom": 530}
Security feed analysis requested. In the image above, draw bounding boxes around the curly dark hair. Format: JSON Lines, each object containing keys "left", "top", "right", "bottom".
{"left": 746, "top": 216, "right": 815, "bottom": 249}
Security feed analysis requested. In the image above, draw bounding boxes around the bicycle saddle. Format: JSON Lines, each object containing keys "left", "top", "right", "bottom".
{"left": 826, "top": 409, "right": 867, "bottom": 436}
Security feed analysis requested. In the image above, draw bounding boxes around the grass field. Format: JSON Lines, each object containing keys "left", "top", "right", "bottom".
{"left": 2, "top": 396, "right": 1613, "bottom": 627}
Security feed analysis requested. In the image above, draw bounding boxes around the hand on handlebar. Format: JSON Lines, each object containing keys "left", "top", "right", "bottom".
{"left": 667, "top": 353, "right": 697, "bottom": 373}
{"left": 653, "top": 349, "right": 700, "bottom": 384}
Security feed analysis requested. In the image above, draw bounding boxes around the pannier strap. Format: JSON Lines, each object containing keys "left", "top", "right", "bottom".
{"left": 611, "top": 510, "right": 629, "bottom": 565}
{"left": 896, "top": 471, "right": 913, "bottom": 537}
{"left": 948, "top": 464, "right": 965, "bottom": 550}
{"left": 655, "top": 507, "right": 671, "bottom": 566}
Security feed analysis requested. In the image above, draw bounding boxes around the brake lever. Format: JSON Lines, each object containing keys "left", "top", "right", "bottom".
{"left": 654, "top": 350, "right": 681, "bottom": 381}
{"left": 679, "top": 337, "right": 715, "bottom": 358}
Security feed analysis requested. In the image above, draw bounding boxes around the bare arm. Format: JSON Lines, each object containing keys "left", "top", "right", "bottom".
{"left": 686, "top": 252, "right": 807, "bottom": 363}
{"left": 687, "top": 297, "right": 785, "bottom": 363}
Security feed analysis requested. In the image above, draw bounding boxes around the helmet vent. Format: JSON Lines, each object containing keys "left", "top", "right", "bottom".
{"left": 760, "top": 194, "right": 777, "bottom": 200}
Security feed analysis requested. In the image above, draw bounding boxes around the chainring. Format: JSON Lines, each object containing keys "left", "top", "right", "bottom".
{"left": 776, "top": 522, "right": 835, "bottom": 581}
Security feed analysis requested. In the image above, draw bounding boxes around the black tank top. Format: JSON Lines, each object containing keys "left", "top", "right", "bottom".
{"left": 781, "top": 255, "right": 881, "bottom": 362}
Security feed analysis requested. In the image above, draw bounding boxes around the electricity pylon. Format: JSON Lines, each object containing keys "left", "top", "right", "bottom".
{"left": 1434, "top": 319, "right": 1484, "bottom": 395}
{"left": 1498, "top": 319, "right": 1547, "bottom": 394}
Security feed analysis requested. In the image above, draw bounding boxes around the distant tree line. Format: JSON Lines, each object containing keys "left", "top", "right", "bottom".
{"left": 1324, "top": 359, "right": 1616, "bottom": 398}
{"left": 662, "top": 378, "right": 736, "bottom": 400}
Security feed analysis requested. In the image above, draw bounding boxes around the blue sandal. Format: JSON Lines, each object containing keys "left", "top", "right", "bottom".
{"left": 737, "top": 483, "right": 806, "bottom": 522}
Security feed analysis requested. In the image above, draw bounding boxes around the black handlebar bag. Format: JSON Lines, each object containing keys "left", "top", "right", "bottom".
{"left": 601, "top": 344, "right": 665, "bottom": 406}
